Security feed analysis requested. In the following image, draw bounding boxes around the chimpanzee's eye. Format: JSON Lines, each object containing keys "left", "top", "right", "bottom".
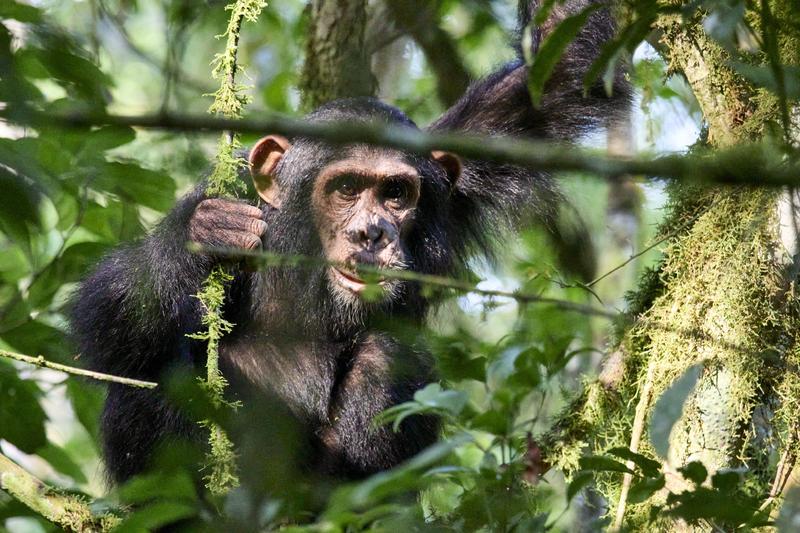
{"left": 384, "top": 181, "right": 407, "bottom": 202}
{"left": 337, "top": 177, "right": 358, "bottom": 197}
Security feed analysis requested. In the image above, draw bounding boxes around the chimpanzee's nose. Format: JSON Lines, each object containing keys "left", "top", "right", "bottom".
{"left": 348, "top": 217, "right": 395, "bottom": 252}
{"left": 357, "top": 224, "right": 387, "bottom": 251}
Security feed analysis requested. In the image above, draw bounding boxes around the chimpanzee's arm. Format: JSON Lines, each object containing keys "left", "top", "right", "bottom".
{"left": 317, "top": 334, "right": 439, "bottom": 476}
{"left": 71, "top": 187, "right": 211, "bottom": 378}
{"left": 429, "top": 0, "right": 630, "bottom": 240}
{"left": 70, "top": 185, "right": 265, "bottom": 378}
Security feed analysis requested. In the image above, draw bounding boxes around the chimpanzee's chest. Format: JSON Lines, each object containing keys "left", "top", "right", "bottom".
{"left": 219, "top": 332, "right": 368, "bottom": 425}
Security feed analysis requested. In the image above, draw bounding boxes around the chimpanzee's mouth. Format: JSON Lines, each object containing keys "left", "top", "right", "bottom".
{"left": 330, "top": 266, "right": 386, "bottom": 293}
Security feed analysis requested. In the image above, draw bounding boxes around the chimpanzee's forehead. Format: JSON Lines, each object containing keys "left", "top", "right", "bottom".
{"left": 283, "top": 139, "right": 423, "bottom": 178}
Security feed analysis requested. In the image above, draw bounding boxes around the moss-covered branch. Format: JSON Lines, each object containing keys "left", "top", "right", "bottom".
{"left": 12, "top": 109, "right": 800, "bottom": 187}
{"left": 0, "top": 454, "right": 118, "bottom": 532}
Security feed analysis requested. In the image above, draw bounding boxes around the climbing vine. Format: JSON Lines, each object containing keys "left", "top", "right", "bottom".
{"left": 188, "top": 0, "right": 267, "bottom": 496}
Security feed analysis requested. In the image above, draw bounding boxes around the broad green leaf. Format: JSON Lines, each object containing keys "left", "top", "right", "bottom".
{"left": 711, "top": 469, "right": 741, "bottom": 493}
{"left": 413, "top": 383, "right": 468, "bottom": 414}
{"left": 95, "top": 162, "right": 176, "bottom": 212}
{"left": 66, "top": 379, "right": 104, "bottom": 443}
{"left": 665, "top": 487, "right": 758, "bottom": 525}
{"left": 578, "top": 455, "right": 634, "bottom": 475}
{"left": 730, "top": 62, "right": 800, "bottom": 100}
{"left": 0, "top": 361, "right": 47, "bottom": 453}
{"left": 527, "top": 4, "right": 602, "bottom": 107}
{"left": 36, "top": 444, "right": 88, "bottom": 485}
{"left": 0, "top": 165, "right": 42, "bottom": 254}
{"left": 583, "top": 6, "right": 658, "bottom": 96}
{"left": 649, "top": 364, "right": 702, "bottom": 458}
{"left": 566, "top": 471, "right": 593, "bottom": 503}
{"left": 26, "top": 242, "right": 109, "bottom": 310}
{"left": 627, "top": 475, "right": 665, "bottom": 504}
{"left": 113, "top": 501, "right": 198, "bottom": 533}
{"left": 0, "top": 1, "right": 41, "bottom": 22}
{"left": 606, "top": 447, "right": 661, "bottom": 478}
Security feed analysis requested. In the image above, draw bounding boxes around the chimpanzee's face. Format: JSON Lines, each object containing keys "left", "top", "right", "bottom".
{"left": 311, "top": 149, "right": 420, "bottom": 302}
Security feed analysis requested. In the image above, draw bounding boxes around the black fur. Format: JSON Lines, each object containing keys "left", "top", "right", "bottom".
{"left": 70, "top": 0, "right": 630, "bottom": 485}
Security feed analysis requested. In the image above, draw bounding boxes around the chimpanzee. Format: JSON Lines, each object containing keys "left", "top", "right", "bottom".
{"left": 71, "top": 0, "right": 629, "bottom": 485}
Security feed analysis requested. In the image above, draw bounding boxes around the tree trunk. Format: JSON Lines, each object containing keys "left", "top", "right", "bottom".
{"left": 299, "top": 0, "right": 376, "bottom": 110}
{"left": 544, "top": 2, "right": 800, "bottom": 529}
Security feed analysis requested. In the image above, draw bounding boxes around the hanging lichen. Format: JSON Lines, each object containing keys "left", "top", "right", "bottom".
{"left": 189, "top": 0, "right": 267, "bottom": 497}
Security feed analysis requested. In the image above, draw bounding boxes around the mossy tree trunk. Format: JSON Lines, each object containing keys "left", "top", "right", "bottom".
{"left": 545, "top": 2, "right": 800, "bottom": 529}
{"left": 299, "top": 0, "right": 376, "bottom": 110}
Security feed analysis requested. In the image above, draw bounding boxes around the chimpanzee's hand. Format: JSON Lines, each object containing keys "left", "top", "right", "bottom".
{"left": 189, "top": 199, "right": 267, "bottom": 252}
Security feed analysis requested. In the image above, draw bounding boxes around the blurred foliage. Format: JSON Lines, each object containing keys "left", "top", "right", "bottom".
{"left": 1, "top": 0, "right": 798, "bottom": 532}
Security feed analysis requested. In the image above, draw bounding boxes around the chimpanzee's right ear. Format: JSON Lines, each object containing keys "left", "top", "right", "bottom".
{"left": 249, "top": 135, "right": 291, "bottom": 208}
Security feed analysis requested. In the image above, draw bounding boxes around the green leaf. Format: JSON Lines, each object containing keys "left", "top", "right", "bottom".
{"left": 0, "top": 1, "right": 42, "bottom": 22}
{"left": 0, "top": 361, "right": 47, "bottom": 453}
{"left": 578, "top": 455, "right": 634, "bottom": 475}
{"left": 66, "top": 379, "right": 104, "bottom": 443}
{"left": 628, "top": 475, "right": 665, "bottom": 504}
{"left": 527, "top": 4, "right": 602, "bottom": 106}
{"left": 27, "top": 242, "right": 109, "bottom": 310}
{"left": 566, "top": 471, "right": 593, "bottom": 503}
{"left": 36, "top": 444, "right": 88, "bottom": 485}
{"left": 678, "top": 461, "right": 708, "bottom": 485}
{"left": 470, "top": 410, "right": 509, "bottom": 435}
{"left": 413, "top": 383, "right": 468, "bottom": 415}
{"left": 665, "top": 487, "right": 758, "bottom": 524}
{"left": 113, "top": 501, "right": 198, "bottom": 533}
{"left": 0, "top": 165, "right": 42, "bottom": 254}
{"left": 730, "top": 62, "right": 800, "bottom": 100}
{"left": 649, "top": 364, "right": 702, "bottom": 458}
{"left": 606, "top": 447, "right": 661, "bottom": 478}
{"left": 119, "top": 470, "right": 198, "bottom": 505}
{"left": 95, "top": 161, "right": 176, "bottom": 212}
{"left": 583, "top": 6, "right": 658, "bottom": 96}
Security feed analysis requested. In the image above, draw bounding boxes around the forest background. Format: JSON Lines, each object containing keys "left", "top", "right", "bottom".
{"left": 1, "top": 0, "right": 799, "bottom": 531}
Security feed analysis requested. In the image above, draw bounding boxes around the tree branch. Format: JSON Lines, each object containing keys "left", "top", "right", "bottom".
{"left": 0, "top": 453, "right": 118, "bottom": 532}
{"left": 9, "top": 109, "right": 800, "bottom": 187}
{"left": 189, "top": 244, "right": 618, "bottom": 318}
{"left": 0, "top": 349, "right": 157, "bottom": 389}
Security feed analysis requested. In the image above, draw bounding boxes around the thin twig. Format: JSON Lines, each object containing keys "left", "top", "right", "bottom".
{"left": 0, "top": 349, "right": 157, "bottom": 389}
{"left": 7, "top": 110, "right": 800, "bottom": 187}
{"left": 586, "top": 210, "right": 705, "bottom": 288}
{"left": 190, "top": 244, "right": 619, "bottom": 318}
{"left": 613, "top": 360, "right": 656, "bottom": 531}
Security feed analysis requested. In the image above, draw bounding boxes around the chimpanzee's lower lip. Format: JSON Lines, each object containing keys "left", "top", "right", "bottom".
{"left": 330, "top": 266, "right": 386, "bottom": 293}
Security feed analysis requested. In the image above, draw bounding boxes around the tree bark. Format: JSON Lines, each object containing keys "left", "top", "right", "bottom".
{"left": 299, "top": 0, "right": 376, "bottom": 110}
{"left": 544, "top": 2, "right": 800, "bottom": 529}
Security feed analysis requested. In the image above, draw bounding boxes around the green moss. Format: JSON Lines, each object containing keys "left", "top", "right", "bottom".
{"left": 189, "top": 0, "right": 267, "bottom": 496}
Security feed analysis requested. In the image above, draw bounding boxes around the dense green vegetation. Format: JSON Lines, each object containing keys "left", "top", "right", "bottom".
{"left": 1, "top": 1, "right": 799, "bottom": 531}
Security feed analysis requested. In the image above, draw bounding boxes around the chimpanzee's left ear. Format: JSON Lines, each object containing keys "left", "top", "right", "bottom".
{"left": 431, "top": 150, "right": 461, "bottom": 187}
{"left": 249, "top": 135, "right": 291, "bottom": 208}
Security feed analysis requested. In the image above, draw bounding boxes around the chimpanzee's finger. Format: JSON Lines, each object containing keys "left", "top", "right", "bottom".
{"left": 199, "top": 198, "right": 263, "bottom": 219}
{"left": 207, "top": 212, "right": 267, "bottom": 236}
{"left": 210, "top": 229, "right": 263, "bottom": 250}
